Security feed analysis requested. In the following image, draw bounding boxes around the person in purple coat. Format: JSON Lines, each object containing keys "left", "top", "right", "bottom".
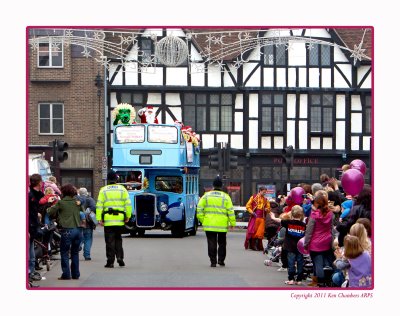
{"left": 333, "top": 235, "right": 372, "bottom": 288}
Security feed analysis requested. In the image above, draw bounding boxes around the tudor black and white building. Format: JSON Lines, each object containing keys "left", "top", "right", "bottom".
{"left": 28, "top": 27, "right": 372, "bottom": 204}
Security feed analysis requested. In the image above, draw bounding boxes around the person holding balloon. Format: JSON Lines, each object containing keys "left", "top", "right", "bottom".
{"left": 303, "top": 190, "right": 335, "bottom": 287}
{"left": 270, "top": 205, "right": 307, "bottom": 285}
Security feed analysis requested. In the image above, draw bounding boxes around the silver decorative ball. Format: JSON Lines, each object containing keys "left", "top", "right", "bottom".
{"left": 155, "top": 36, "right": 188, "bottom": 66}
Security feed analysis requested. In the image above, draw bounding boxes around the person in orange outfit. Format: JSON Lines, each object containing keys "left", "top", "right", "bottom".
{"left": 244, "top": 186, "right": 271, "bottom": 251}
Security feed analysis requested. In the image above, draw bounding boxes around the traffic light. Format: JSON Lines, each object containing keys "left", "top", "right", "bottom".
{"left": 224, "top": 143, "right": 238, "bottom": 171}
{"left": 208, "top": 144, "right": 223, "bottom": 170}
{"left": 282, "top": 145, "right": 294, "bottom": 169}
{"left": 50, "top": 139, "right": 69, "bottom": 163}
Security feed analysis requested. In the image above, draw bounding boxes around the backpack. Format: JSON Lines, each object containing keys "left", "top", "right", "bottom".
{"left": 80, "top": 200, "right": 98, "bottom": 230}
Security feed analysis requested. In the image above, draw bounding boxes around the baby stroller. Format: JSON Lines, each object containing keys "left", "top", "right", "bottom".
{"left": 263, "top": 228, "right": 284, "bottom": 266}
{"left": 34, "top": 222, "right": 61, "bottom": 271}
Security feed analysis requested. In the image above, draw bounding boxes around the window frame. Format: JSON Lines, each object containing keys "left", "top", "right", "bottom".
{"left": 38, "top": 102, "right": 64, "bottom": 135}
{"left": 37, "top": 37, "right": 64, "bottom": 68}
{"left": 260, "top": 92, "right": 285, "bottom": 134}
{"left": 309, "top": 93, "right": 335, "bottom": 135}
{"left": 307, "top": 43, "right": 332, "bottom": 67}
{"left": 263, "top": 44, "right": 288, "bottom": 67}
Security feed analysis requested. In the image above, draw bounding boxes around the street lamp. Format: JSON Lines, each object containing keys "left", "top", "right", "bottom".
{"left": 94, "top": 72, "right": 102, "bottom": 96}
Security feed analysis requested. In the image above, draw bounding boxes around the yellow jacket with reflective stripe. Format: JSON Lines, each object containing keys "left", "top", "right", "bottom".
{"left": 96, "top": 184, "right": 132, "bottom": 226}
{"left": 196, "top": 190, "right": 236, "bottom": 232}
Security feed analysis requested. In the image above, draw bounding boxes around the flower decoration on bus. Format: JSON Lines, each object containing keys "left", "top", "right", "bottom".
{"left": 111, "top": 103, "right": 136, "bottom": 126}
{"left": 143, "top": 177, "right": 149, "bottom": 190}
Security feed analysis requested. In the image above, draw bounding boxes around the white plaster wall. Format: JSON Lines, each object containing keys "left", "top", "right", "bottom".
{"left": 276, "top": 68, "right": 286, "bottom": 87}
{"left": 323, "top": 137, "right": 333, "bottom": 150}
{"left": 351, "top": 136, "right": 359, "bottom": 150}
{"left": 309, "top": 68, "right": 320, "bottom": 88}
{"left": 231, "top": 134, "right": 243, "bottom": 149}
{"left": 207, "top": 65, "right": 222, "bottom": 87}
{"left": 190, "top": 44, "right": 203, "bottom": 61}
{"left": 166, "top": 68, "right": 187, "bottom": 86}
{"left": 147, "top": 93, "right": 161, "bottom": 104}
{"left": 166, "top": 29, "right": 186, "bottom": 37}
{"left": 304, "top": 29, "right": 330, "bottom": 38}
{"left": 287, "top": 94, "right": 296, "bottom": 118}
{"left": 299, "top": 94, "right": 308, "bottom": 118}
{"left": 351, "top": 113, "right": 362, "bottom": 133}
{"left": 216, "top": 134, "right": 229, "bottom": 144}
{"left": 336, "top": 95, "right": 346, "bottom": 119}
{"left": 333, "top": 45, "right": 349, "bottom": 63}
{"left": 335, "top": 64, "right": 352, "bottom": 88}
{"left": 125, "top": 67, "right": 138, "bottom": 85}
{"left": 263, "top": 68, "right": 274, "bottom": 87}
{"left": 201, "top": 134, "right": 214, "bottom": 149}
{"left": 289, "top": 42, "right": 306, "bottom": 66}
{"left": 235, "top": 94, "right": 243, "bottom": 109}
{"left": 249, "top": 120, "right": 258, "bottom": 149}
{"left": 142, "top": 29, "right": 163, "bottom": 36}
{"left": 334, "top": 68, "right": 349, "bottom": 88}
{"left": 363, "top": 136, "right": 371, "bottom": 150}
{"left": 141, "top": 67, "right": 163, "bottom": 85}
{"left": 235, "top": 112, "right": 243, "bottom": 132}
{"left": 190, "top": 66, "right": 205, "bottom": 86}
{"left": 311, "top": 137, "right": 320, "bottom": 149}
{"left": 110, "top": 92, "right": 118, "bottom": 108}
{"left": 166, "top": 93, "right": 181, "bottom": 105}
{"left": 244, "top": 65, "right": 261, "bottom": 87}
{"left": 358, "top": 66, "right": 371, "bottom": 89}
{"left": 351, "top": 95, "right": 362, "bottom": 110}
{"left": 109, "top": 64, "right": 123, "bottom": 85}
{"left": 288, "top": 68, "right": 297, "bottom": 87}
{"left": 336, "top": 121, "right": 346, "bottom": 150}
{"left": 248, "top": 45, "right": 260, "bottom": 60}
{"left": 299, "top": 121, "right": 308, "bottom": 149}
{"left": 168, "top": 107, "right": 182, "bottom": 123}
{"left": 321, "top": 68, "right": 331, "bottom": 87}
{"left": 286, "top": 121, "right": 295, "bottom": 148}
{"left": 249, "top": 94, "right": 258, "bottom": 118}
{"left": 223, "top": 68, "right": 235, "bottom": 87}
{"left": 274, "top": 136, "right": 284, "bottom": 149}
{"left": 299, "top": 68, "right": 307, "bottom": 87}
{"left": 261, "top": 136, "right": 271, "bottom": 149}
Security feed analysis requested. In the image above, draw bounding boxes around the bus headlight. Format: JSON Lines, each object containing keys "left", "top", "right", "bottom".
{"left": 160, "top": 202, "right": 168, "bottom": 212}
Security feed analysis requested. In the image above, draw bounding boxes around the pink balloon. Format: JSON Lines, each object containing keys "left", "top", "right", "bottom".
{"left": 290, "top": 187, "right": 305, "bottom": 205}
{"left": 297, "top": 237, "right": 309, "bottom": 255}
{"left": 350, "top": 159, "right": 366, "bottom": 175}
{"left": 341, "top": 168, "right": 365, "bottom": 196}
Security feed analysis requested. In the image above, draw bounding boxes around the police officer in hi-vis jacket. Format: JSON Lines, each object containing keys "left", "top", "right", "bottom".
{"left": 96, "top": 170, "right": 132, "bottom": 268}
{"left": 196, "top": 176, "right": 236, "bottom": 267}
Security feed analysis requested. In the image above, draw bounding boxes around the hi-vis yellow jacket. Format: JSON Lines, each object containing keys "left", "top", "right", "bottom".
{"left": 196, "top": 190, "right": 236, "bottom": 232}
{"left": 96, "top": 184, "right": 132, "bottom": 226}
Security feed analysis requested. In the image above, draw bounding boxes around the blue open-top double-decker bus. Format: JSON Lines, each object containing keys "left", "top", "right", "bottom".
{"left": 112, "top": 123, "right": 200, "bottom": 237}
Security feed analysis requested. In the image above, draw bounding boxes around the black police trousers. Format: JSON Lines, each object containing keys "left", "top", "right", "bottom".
{"left": 205, "top": 231, "right": 227, "bottom": 264}
{"left": 104, "top": 226, "right": 124, "bottom": 263}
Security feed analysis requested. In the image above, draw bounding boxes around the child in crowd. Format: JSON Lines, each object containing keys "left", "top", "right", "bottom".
{"left": 339, "top": 198, "right": 353, "bottom": 222}
{"left": 356, "top": 218, "right": 372, "bottom": 238}
{"left": 39, "top": 187, "right": 60, "bottom": 225}
{"left": 333, "top": 235, "right": 372, "bottom": 288}
{"left": 349, "top": 223, "right": 371, "bottom": 254}
{"left": 270, "top": 206, "right": 307, "bottom": 285}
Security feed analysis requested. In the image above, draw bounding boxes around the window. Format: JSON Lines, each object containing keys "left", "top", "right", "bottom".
{"left": 364, "top": 95, "right": 372, "bottom": 134}
{"left": 310, "top": 94, "right": 334, "bottom": 133}
{"left": 308, "top": 44, "right": 331, "bottom": 67}
{"left": 155, "top": 176, "right": 183, "bottom": 193}
{"left": 183, "top": 93, "right": 233, "bottom": 132}
{"left": 39, "top": 103, "right": 64, "bottom": 134}
{"left": 140, "top": 38, "right": 154, "bottom": 64}
{"left": 37, "top": 38, "right": 63, "bottom": 67}
{"left": 263, "top": 44, "right": 287, "bottom": 66}
{"left": 261, "top": 93, "right": 284, "bottom": 132}
{"left": 115, "top": 125, "right": 145, "bottom": 143}
{"left": 120, "top": 92, "right": 145, "bottom": 122}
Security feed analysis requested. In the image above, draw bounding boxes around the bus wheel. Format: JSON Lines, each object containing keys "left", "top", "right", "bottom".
{"left": 189, "top": 219, "right": 198, "bottom": 236}
{"left": 129, "top": 231, "right": 138, "bottom": 237}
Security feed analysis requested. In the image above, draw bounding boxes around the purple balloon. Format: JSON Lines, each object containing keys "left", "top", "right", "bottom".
{"left": 341, "top": 168, "right": 365, "bottom": 196}
{"left": 297, "top": 237, "right": 309, "bottom": 255}
{"left": 350, "top": 159, "right": 366, "bottom": 175}
{"left": 290, "top": 187, "right": 305, "bottom": 205}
